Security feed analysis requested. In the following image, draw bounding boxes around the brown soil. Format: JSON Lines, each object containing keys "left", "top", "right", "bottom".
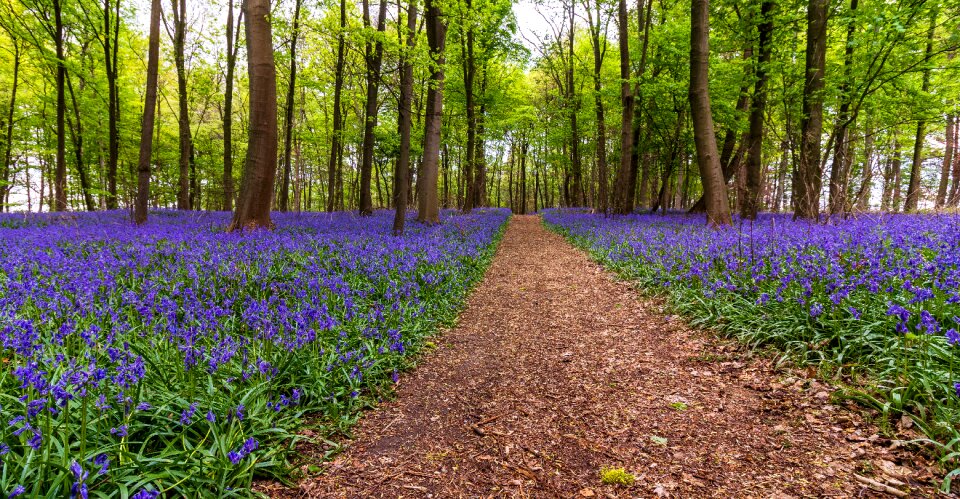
{"left": 263, "top": 215, "right": 945, "bottom": 498}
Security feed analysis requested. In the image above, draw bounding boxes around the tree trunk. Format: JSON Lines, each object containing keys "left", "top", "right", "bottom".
{"left": 65, "top": 75, "right": 95, "bottom": 211}
{"left": 629, "top": 0, "right": 652, "bottom": 209}
{"left": 585, "top": 0, "right": 608, "bottom": 214}
{"left": 326, "top": 0, "right": 346, "bottom": 212}
{"left": 742, "top": 0, "right": 773, "bottom": 219}
{"left": 827, "top": 0, "right": 858, "bottom": 217}
{"left": 795, "top": 0, "right": 828, "bottom": 220}
{"left": 393, "top": 0, "right": 417, "bottom": 235}
{"left": 279, "top": 0, "right": 302, "bottom": 212}
{"left": 230, "top": 0, "right": 277, "bottom": 230}
{"left": 103, "top": 0, "right": 120, "bottom": 208}
{"left": 949, "top": 112, "right": 960, "bottom": 206}
{"left": 689, "top": 0, "right": 731, "bottom": 226}
{"left": 135, "top": 0, "right": 162, "bottom": 223}
{"left": 567, "top": 2, "right": 583, "bottom": 207}
{"left": 54, "top": 0, "right": 67, "bottom": 211}
{"left": 222, "top": 0, "right": 241, "bottom": 211}
{"left": 168, "top": 0, "right": 192, "bottom": 209}
{"left": 519, "top": 138, "right": 528, "bottom": 214}
{"left": 612, "top": 0, "right": 633, "bottom": 215}
{"left": 358, "top": 0, "right": 387, "bottom": 216}
{"left": 417, "top": 0, "right": 445, "bottom": 224}
{"left": 1, "top": 40, "right": 19, "bottom": 210}
{"left": 904, "top": 17, "right": 936, "bottom": 212}
{"left": 461, "top": 0, "right": 476, "bottom": 213}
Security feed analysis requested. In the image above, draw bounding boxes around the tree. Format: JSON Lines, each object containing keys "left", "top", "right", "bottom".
{"left": 135, "top": 0, "right": 162, "bottom": 224}
{"left": 229, "top": 0, "right": 277, "bottom": 230}
{"left": 166, "top": 0, "right": 192, "bottom": 210}
{"left": 612, "top": 0, "right": 632, "bottom": 215}
{"left": 358, "top": 0, "right": 387, "bottom": 216}
{"left": 417, "top": 0, "right": 446, "bottom": 224}
{"left": 222, "top": 0, "right": 242, "bottom": 211}
{"left": 688, "top": 0, "right": 731, "bottom": 226}
{"left": 742, "top": 0, "right": 774, "bottom": 220}
{"left": 794, "top": 0, "right": 828, "bottom": 220}
{"left": 278, "top": 0, "right": 303, "bottom": 212}
{"left": 904, "top": 13, "right": 936, "bottom": 213}
{"left": 393, "top": 0, "right": 417, "bottom": 235}
{"left": 327, "top": 0, "right": 347, "bottom": 212}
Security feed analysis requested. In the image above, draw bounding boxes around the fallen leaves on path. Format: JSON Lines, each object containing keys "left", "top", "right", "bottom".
{"left": 260, "top": 215, "right": 945, "bottom": 498}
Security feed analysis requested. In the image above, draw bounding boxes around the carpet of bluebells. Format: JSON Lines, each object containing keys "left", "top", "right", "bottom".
{"left": 0, "top": 208, "right": 508, "bottom": 497}
{"left": 544, "top": 209, "right": 960, "bottom": 460}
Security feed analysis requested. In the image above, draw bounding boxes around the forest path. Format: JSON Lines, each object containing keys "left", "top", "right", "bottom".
{"left": 279, "top": 215, "right": 936, "bottom": 498}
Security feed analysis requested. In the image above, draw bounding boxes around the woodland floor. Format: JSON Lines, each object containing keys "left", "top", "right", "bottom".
{"left": 261, "top": 215, "right": 946, "bottom": 498}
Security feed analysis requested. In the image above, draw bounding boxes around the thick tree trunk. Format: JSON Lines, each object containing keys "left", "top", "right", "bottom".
{"left": 417, "top": 0, "right": 445, "bottom": 224}
{"left": 279, "top": 0, "right": 302, "bottom": 212}
{"left": 742, "top": 0, "right": 774, "bottom": 219}
{"left": 222, "top": 1, "right": 241, "bottom": 211}
{"left": 393, "top": 0, "right": 417, "bottom": 235}
{"left": 135, "top": 0, "right": 162, "bottom": 224}
{"left": 629, "top": 0, "right": 652, "bottom": 209}
{"left": 689, "top": 0, "right": 731, "bottom": 226}
{"left": 230, "top": 0, "right": 277, "bottom": 230}
{"left": 612, "top": 0, "right": 633, "bottom": 215}
{"left": 795, "top": 0, "right": 828, "bottom": 220}
{"left": 359, "top": 0, "right": 387, "bottom": 215}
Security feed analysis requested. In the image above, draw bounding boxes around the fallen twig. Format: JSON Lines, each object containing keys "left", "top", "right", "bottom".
{"left": 853, "top": 474, "right": 908, "bottom": 497}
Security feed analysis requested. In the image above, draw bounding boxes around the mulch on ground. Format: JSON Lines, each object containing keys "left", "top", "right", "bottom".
{"left": 261, "top": 215, "right": 945, "bottom": 498}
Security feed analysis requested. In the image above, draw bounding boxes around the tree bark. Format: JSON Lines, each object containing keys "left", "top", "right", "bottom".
{"left": 1, "top": 40, "right": 19, "bottom": 210}
{"left": 461, "top": 0, "right": 477, "bottom": 213}
{"left": 279, "top": 0, "right": 302, "bottom": 212}
{"left": 742, "top": 0, "right": 774, "bottom": 219}
{"left": 393, "top": 0, "right": 417, "bottom": 235}
{"left": 102, "top": 0, "right": 120, "bottom": 209}
{"left": 327, "top": 0, "right": 346, "bottom": 212}
{"left": 795, "top": 0, "right": 828, "bottom": 220}
{"left": 54, "top": 0, "right": 67, "bottom": 211}
{"left": 359, "top": 0, "right": 387, "bottom": 215}
{"left": 904, "top": 15, "right": 935, "bottom": 212}
{"left": 230, "top": 0, "right": 277, "bottom": 230}
{"left": 612, "top": 0, "right": 633, "bottom": 215}
{"left": 222, "top": 0, "right": 241, "bottom": 211}
{"left": 167, "top": 0, "right": 192, "bottom": 209}
{"left": 135, "top": 0, "right": 162, "bottom": 224}
{"left": 417, "top": 0, "right": 445, "bottom": 224}
{"left": 689, "top": 0, "right": 731, "bottom": 226}
{"left": 585, "top": 0, "right": 608, "bottom": 214}
{"left": 827, "top": 0, "right": 858, "bottom": 217}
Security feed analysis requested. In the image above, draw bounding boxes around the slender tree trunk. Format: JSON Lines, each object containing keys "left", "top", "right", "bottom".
{"left": 461, "top": 0, "right": 476, "bottom": 213}
{"left": 168, "top": 0, "right": 192, "bottom": 209}
{"left": 519, "top": 138, "right": 528, "bottom": 214}
{"left": 417, "top": 0, "right": 445, "bottom": 224}
{"left": 854, "top": 122, "right": 874, "bottom": 211}
{"left": 279, "top": 0, "right": 302, "bottom": 212}
{"left": 359, "top": 0, "right": 387, "bottom": 215}
{"left": 586, "top": 0, "right": 608, "bottom": 214}
{"left": 795, "top": 0, "right": 828, "bottom": 220}
{"left": 393, "top": 0, "right": 417, "bottom": 235}
{"left": 689, "top": 0, "right": 731, "bottom": 226}
{"left": 103, "top": 0, "right": 120, "bottom": 208}
{"left": 65, "top": 75, "right": 95, "bottom": 211}
{"left": 327, "top": 0, "right": 346, "bottom": 212}
{"left": 567, "top": 1, "right": 583, "bottom": 206}
{"left": 742, "top": 0, "right": 774, "bottom": 219}
{"left": 904, "top": 16, "right": 936, "bottom": 212}
{"left": 53, "top": 0, "right": 67, "bottom": 211}
{"left": 223, "top": 1, "right": 241, "bottom": 211}
{"left": 230, "top": 0, "right": 277, "bottom": 230}
{"left": 939, "top": 113, "right": 955, "bottom": 208}
{"left": 827, "top": 0, "right": 858, "bottom": 216}
{"left": 948, "top": 112, "right": 960, "bottom": 206}
{"left": 629, "top": 0, "right": 652, "bottom": 209}
{"left": 135, "top": 0, "right": 162, "bottom": 223}
{"left": 1, "top": 41, "right": 19, "bottom": 209}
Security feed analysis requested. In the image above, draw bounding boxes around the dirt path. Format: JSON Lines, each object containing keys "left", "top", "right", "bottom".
{"left": 278, "top": 215, "right": 940, "bottom": 497}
